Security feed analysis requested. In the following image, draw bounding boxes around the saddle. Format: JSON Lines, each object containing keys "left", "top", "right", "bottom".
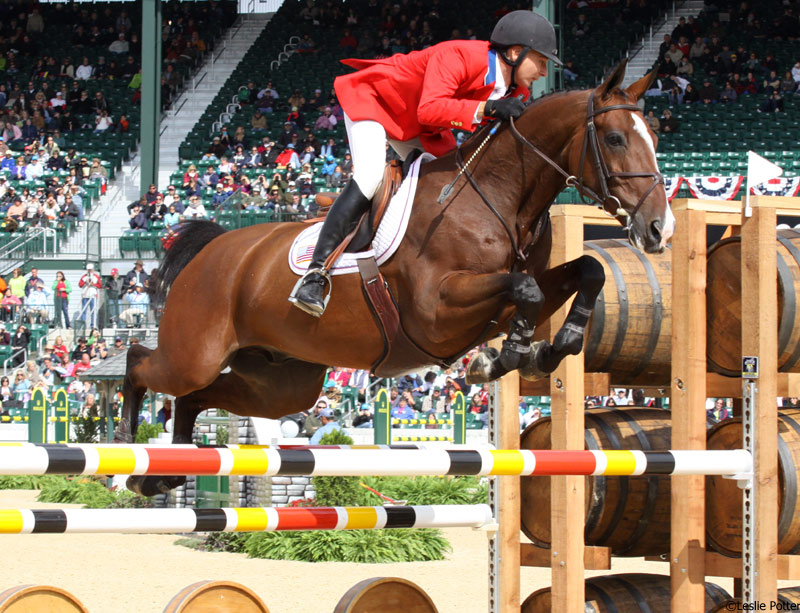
{"left": 304, "top": 159, "right": 404, "bottom": 270}
{"left": 304, "top": 153, "right": 445, "bottom": 376}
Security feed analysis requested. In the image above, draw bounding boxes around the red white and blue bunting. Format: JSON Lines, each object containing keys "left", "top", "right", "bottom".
{"left": 663, "top": 176, "right": 683, "bottom": 202}
{"left": 750, "top": 178, "right": 800, "bottom": 197}
{"left": 684, "top": 176, "right": 745, "bottom": 201}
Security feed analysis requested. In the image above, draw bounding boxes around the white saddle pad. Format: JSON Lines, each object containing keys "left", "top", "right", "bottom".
{"left": 288, "top": 153, "right": 434, "bottom": 276}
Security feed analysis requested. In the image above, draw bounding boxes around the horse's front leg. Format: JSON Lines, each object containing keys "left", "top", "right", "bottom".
{"left": 452, "top": 272, "right": 544, "bottom": 384}
{"left": 520, "top": 254, "right": 605, "bottom": 379}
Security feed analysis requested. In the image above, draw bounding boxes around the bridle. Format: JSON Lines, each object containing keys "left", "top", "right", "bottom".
{"left": 507, "top": 88, "right": 664, "bottom": 225}
{"left": 451, "top": 88, "right": 665, "bottom": 266}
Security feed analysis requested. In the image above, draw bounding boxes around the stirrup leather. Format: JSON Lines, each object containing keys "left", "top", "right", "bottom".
{"left": 288, "top": 268, "right": 333, "bottom": 315}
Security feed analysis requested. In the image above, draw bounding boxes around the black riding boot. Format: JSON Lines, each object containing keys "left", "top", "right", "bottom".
{"left": 289, "top": 180, "right": 372, "bottom": 316}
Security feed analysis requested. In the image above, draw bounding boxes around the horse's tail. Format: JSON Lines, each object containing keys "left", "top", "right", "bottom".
{"left": 150, "top": 220, "right": 227, "bottom": 307}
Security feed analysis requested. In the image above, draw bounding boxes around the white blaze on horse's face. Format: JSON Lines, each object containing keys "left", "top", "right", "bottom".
{"left": 630, "top": 112, "right": 675, "bottom": 249}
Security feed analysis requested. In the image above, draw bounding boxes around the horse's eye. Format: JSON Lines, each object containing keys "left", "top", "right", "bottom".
{"left": 605, "top": 132, "right": 625, "bottom": 147}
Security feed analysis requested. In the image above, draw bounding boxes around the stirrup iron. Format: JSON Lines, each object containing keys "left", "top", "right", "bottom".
{"left": 288, "top": 268, "right": 333, "bottom": 316}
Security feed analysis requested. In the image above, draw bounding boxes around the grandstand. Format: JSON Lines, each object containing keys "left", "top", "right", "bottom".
{"left": 0, "top": 0, "right": 797, "bottom": 368}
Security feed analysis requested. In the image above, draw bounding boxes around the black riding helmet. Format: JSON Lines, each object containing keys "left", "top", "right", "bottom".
{"left": 490, "top": 11, "right": 562, "bottom": 90}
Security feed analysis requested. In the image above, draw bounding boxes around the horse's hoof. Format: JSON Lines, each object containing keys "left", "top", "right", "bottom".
{"left": 126, "top": 475, "right": 185, "bottom": 497}
{"left": 519, "top": 340, "right": 550, "bottom": 381}
{"left": 112, "top": 419, "right": 133, "bottom": 443}
{"left": 466, "top": 347, "right": 499, "bottom": 384}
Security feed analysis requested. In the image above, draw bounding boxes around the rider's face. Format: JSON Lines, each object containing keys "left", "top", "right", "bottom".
{"left": 509, "top": 48, "right": 548, "bottom": 89}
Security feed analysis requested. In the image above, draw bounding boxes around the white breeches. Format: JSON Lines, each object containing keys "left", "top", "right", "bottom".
{"left": 344, "top": 112, "right": 422, "bottom": 199}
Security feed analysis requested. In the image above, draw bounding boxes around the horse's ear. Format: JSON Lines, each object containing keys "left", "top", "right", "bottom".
{"left": 626, "top": 70, "right": 657, "bottom": 101}
{"left": 598, "top": 59, "right": 628, "bottom": 99}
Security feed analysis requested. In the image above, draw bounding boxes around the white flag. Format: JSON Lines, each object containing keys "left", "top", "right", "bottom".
{"left": 747, "top": 150, "right": 783, "bottom": 187}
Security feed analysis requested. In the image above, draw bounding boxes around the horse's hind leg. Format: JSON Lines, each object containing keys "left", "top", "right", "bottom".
{"left": 113, "top": 343, "right": 152, "bottom": 443}
{"left": 521, "top": 255, "right": 605, "bottom": 378}
{"left": 126, "top": 395, "right": 204, "bottom": 496}
{"left": 126, "top": 359, "right": 327, "bottom": 497}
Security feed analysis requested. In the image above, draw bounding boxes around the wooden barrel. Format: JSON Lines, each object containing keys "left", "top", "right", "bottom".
{"left": 0, "top": 585, "right": 88, "bottom": 612}
{"left": 163, "top": 580, "right": 269, "bottom": 612}
{"left": 579, "top": 239, "right": 672, "bottom": 385}
{"left": 707, "top": 408, "right": 800, "bottom": 555}
{"left": 711, "top": 587, "right": 800, "bottom": 611}
{"left": 707, "top": 229, "right": 800, "bottom": 375}
{"left": 334, "top": 577, "right": 437, "bottom": 613}
{"left": 520, "top": 408, "right": 672, "bottom": 556}
{"left": 522, "top": 574, "right": 730, "bottom": 612}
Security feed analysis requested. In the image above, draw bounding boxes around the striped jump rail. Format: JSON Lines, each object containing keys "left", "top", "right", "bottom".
{"left": 0, "top": 443, "right": 753, "bottom": 478}
{"left": 391, "top": 419, "right": 453, "bottom": 425}
{"left": 0, "top": 416, "right": 28, "bottom": 423}
{"left": 0, "top": 504, "right": 494, "bottom": 534}
{"left": 393, "top": 436, "right": 454, "bottom": 442}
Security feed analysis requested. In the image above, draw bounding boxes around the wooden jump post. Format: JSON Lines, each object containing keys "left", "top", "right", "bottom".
{"left": 518, "top": 198, "right": 799, "bottom": 611}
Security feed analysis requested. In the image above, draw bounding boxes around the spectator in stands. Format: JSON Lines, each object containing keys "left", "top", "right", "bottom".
{"left": 251, "top": 110, "right": 267, "bottom": 133}
{"left": 683, "top": 83, "right": 699, "bottom": 104}
{"left": 660, "top": 109, "right": 679, "bottom": 133}
{"left": 719, "top": 81, "right": 737, "bottom": 103}
{"left": 206, "top": 136, "right": 227, "bottom": 159}
{"left": 645, "top": 110, "right": 660, "bottom": 132}
{"left": 699, "top": 79, "right": 720, "bottom": 104}
{"left": 124, "top": 260, "right": 149, "bottom": 288}
{"left": 46, "top": 150, "right": 66, "bottom": 172}
{"left": 658, "top": 55, "right": 677, "bottom": 77}
{"left": 75, "top": 57, "right": 93, "bottom": 80}
{"left": 760, "top": 91, "right": 784, "bottom": 113}
{"left": 276, "top": 144, "right": 300, "bottom": 170}
{"left": 183, "top": 195, "right": 207, "bottom": 219}
{"left": 677, "top": 56, "right": 693, "bottom": 77}
{"left": 277, "top": 122, "right": 296, "bottom": 148}
{"left": 78, "top": 264, "right": 101, "bottom": 327}
{"left": 11, "top": 326, "right": 29, "bottom": 367}
{"left": 118, "top": 283, "right": 149, "bottom": 327}
{"left": 94, "top": 111, "right": 113, "bottom": 133}
{"left": 314, "top": 107, "right": 337, "bottom": 131}
{"left": 242, "top": 146, "right": 262, "bottom": 169}
{"left": 26, "top": 156, "right": 44, "bottom": 180}
{"left": 164, "top": 205, "right": 180, "bottom": 227}
{"left": 24, "top": 269, "right": 43, "bottom": 298}
{"left": 781, "top": 71, "right": 797, "bottom": 94}
{"left": 25, "top": 281, "right": 49, "bottom": 325}
{"left": 109, "top": 33, "right": 129, "bottom": 56}
{"left": 665, "top": 43, "right": 683, "bottom": 66}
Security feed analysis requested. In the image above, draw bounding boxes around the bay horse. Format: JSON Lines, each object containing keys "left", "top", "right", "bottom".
{"left": 117, "top": 61, "right": 674, "bottom": 495}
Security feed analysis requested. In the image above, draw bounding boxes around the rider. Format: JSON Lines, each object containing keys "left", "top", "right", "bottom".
{"left": 289, "top": 10, "right": 561, "bottom": 317}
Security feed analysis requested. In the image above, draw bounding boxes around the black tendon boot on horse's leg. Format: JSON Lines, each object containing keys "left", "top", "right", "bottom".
{"left": 126, "top": 396, "right": 202, "bottom": 497}
{"left": 289, "top": 180, "right": 371, "bottom": 316}
{"left": 466, "top": 273, "right": 544, "bottom": 384}
{"left": 521, "top": 255, "right": 605, "bottom": 379}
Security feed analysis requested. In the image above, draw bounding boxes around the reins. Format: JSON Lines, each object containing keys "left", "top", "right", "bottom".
{"left": 448, "top": 88, "right": 665, "bottom": 264}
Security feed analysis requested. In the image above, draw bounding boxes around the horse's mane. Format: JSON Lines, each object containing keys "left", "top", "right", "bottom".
{"left": 456, "top": 88, "right": 589, "bottom": 151}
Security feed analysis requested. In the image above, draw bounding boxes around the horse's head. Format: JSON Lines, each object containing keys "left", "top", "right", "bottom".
{"left": 568, "top": 60, "right": 675, "bottom": 254}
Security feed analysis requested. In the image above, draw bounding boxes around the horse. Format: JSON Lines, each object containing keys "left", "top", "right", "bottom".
{"left": 117, "top": 61, "right": 674, "bottom": 495}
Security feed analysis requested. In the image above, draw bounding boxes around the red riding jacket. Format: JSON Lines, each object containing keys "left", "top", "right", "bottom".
{"left": 334, "top": 40, "right": 529, "bottom": 157}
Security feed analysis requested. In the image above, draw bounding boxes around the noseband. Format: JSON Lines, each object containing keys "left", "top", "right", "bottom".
{"left": 508, "top": 88, "right": 664, "bottom": 225}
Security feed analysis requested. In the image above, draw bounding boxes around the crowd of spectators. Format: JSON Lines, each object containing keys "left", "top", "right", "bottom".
{"left": 647, "top": 2, "right": 800, "bottom": 128}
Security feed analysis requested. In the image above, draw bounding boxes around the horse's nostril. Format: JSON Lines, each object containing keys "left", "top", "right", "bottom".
{"left": 650, "top": 219, "right": 662, "bottom": 241}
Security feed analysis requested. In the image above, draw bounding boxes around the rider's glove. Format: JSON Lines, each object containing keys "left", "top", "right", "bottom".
{"left": 484, "top": 96, "right": 525, "bottom": 121}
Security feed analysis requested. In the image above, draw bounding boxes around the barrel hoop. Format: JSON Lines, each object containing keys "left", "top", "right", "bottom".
{"left": 583, "top": 413, "right": 607, "bottom": 538}
{"left": 608, "top": 410, "right": 663, "bottom": 555}
{"left": 584, "top": 288, "right": 604, "bottom": 365}
{"left": 589, "top": 583, "right": 621, "bottom": 613}
{"left": 586, "top": 242, "right": 628, "bottom": 373}
{"left": 609, "top": 576, "right": 651, "bottom": 613}
{"left": 777, "top": 431, "right": 795, "bottom": 545}
{"left": 588, "top": 412, "right": 631, "bottom": 547}
{"left": 705, "top": 582, "right": 732, "bottom": 605}
{"left": 620, "top": 241, "right": 664, "bottom": 380}
{"left": 777, "top": 411, "right": 800, "bottom": 551}
{"left": 777, "top": 234, "right": 800, "bottom": 370}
